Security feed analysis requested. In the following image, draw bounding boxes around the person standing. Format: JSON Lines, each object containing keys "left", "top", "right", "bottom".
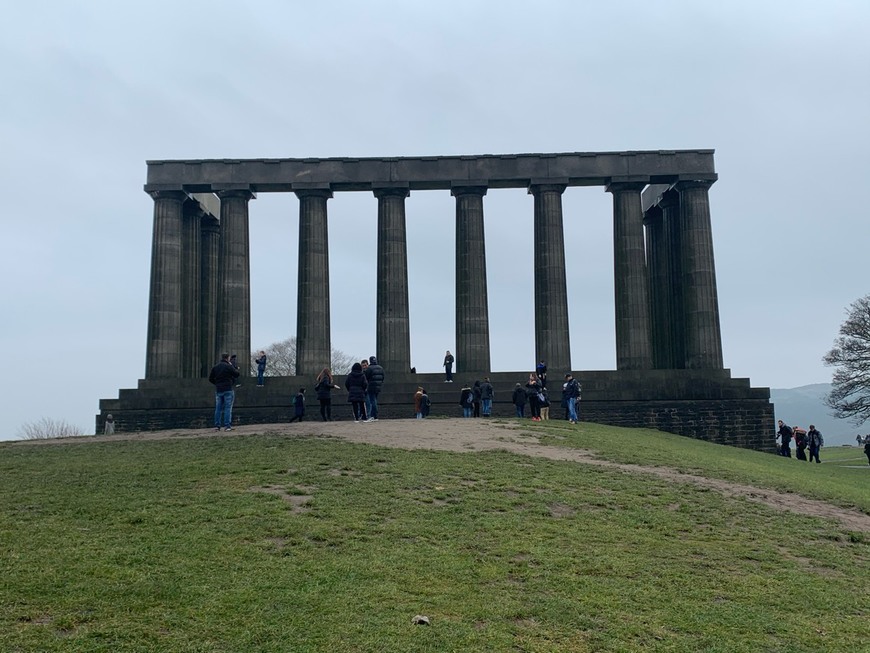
{"left": 255, "top": 351, "right": 267, "bottom": 387}
{"left": 104, "top": 414, "right": 115, "bottom": 435}
{"left": 364, "top": 356, "right": 385, "bottom": 421}
{"left": 229, "top": 354, "right": 241, "bottom": 388}
{"left": 562, "top": 373, "right": 581, "bottom": 424}
{"left": 536, "top": 360, "right": 548, "bottom": 390}
{"left": 512, "top": 383, "right": 527, "bottom": 418}
{"left": 539, "top": 388, "right": 550, "bottom": 421}
{"left": 414, "top": 386, "right": 425, "bottom": 419}
{"left": 345, "top": 362, "right": 369, "bottom": 422}
{"left": 315, "top": 368, "right": 340, "bottom": 421}
{"left": 459, "top": 382, "right": 474, "bottom": 418}
{"left": 526, "top": 373, "right": 542, "bottom": 421}
{"left": 472, "top": 380, "right": 482, "bottom": 418}
{"left": 807, "top": 425, "right": 824, "bottom": 464}
{"left": 443, "top": 350, "right": 455, "bottom": 382}
{"left": 360, "top": 359, "right": 371, "bottom": 417}
{"left": 865, "top": 438, "right": 870, "bottom": 466}
{"left": 480, "top": 377, "right": 494, "bottom": 417}
{"left": 776, "top": 420, "right": 793, "bottom": 457}
{"left": 288, "top": 388, "right": 306, "bottom": 423}
{"left": 209, "top": 353, "right": 240, "bottom": 431}
{"left": 421, "top": 388, "right": 431, "bottom": 418}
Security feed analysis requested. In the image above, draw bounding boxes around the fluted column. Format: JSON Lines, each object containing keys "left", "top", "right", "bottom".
{"left": 529, "top": 183, "right": 571, "bottom": 374}
{"left": 145, "top": 190, "right": 187, "bottom": 379}
{"left": 216, "top": 188, "right": 255, "bottom": 378}
{"left": 181, "top": 201, "right": 203, "bottom": 378}
{"left": 295, "top": 188, "right": 333, "bottom": 376}
{"left": 374, "top": 186, "right": 411, "bottom": 373}
{"left": 453, "top": 184, "right": 491, "bottom": 373}
{"left": 660, "top": 189, "right": 684, "bottom": 369}
{"left": 199, "top": 214, "right": 220, "bottom": 377}
{"left": 607, "top": 181, "right": 652, "bottom": 370}
{"left": 643, "top": 205, "right": 670, "bottom": 369}
{"left": 677, "top": 179, "right": 723, "bottom": 369}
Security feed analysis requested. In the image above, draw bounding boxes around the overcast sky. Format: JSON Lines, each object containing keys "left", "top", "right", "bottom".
{"left": 1, "top": 1, "right": 868, "bottom": 439}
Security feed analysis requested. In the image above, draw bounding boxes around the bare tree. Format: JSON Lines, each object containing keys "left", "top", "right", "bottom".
{"left": 824, "top": 294, "right": 870, "bottom": 424}
{"left": 17, "top": 417, "right": 85, "bottom": 440}
{"left": 252, "top": 337, "right": 358, "bottom": 376}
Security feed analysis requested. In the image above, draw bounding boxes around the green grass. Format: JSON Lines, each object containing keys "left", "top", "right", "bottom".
{"left": 532, "top": 420, "right": 870, "bottom": 514}
{"left": 1, "top": 427, "right": 868, "bottom": 652}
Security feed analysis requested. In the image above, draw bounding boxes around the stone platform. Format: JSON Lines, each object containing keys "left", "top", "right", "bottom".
{"left": 97, "top": 369, "right": 774, "bottom": 453}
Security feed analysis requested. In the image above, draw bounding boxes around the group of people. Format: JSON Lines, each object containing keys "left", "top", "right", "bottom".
{"left": 776, "top": 420, "right": 824, "bottom": 462}
{"left": 305, "top": 356, "right": 386, "bottom": 423}
{"left": 209, "top": 351, "right": 585, "bottom": 427}
{"left": 208, "top": 353, "right": 386, "bottom": 428}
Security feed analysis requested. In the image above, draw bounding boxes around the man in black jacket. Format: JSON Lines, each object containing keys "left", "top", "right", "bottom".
{"left": 776, "top": 420, "right": 793, "bottom": 457}
{"left": 364, "top": 356, "right": 385, "bottom": 421}
{"left": 209, "top": 353, "right": 240, "bottom": 431}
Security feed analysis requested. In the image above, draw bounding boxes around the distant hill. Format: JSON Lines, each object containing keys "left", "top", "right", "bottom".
{"left": 770, "top": 383, "right": 866, "bottom": 446}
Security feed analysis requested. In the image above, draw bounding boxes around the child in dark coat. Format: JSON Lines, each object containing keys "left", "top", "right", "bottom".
{"left": 289, "top": 388, "right": 305, "bottom": 423}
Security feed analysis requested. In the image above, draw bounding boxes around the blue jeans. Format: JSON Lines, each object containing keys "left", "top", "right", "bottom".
{"left": 367, "top": 391, "right": 379, "bottom": 419}
{"left": 482, "top": 398, "right": 492, "bottom": 416}
{"left": 257, "top": 369, "right": 265, "bottom": 385}
{"left": 515, "top": 404, "right": 525, "bottom": 417}
{"left": 567, "top": 398, "right": 578, "bottom": 422}
{"left": 463, "top": 406, "right": 472, "bottom": 418}
{"left": 214, "top": 390, "right": 235, "bottom": 428}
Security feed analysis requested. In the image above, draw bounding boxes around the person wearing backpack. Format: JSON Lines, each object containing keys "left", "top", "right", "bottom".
{"left": 422, "top": 389, "right": 431, "bottom": 418}
{"left": 288, "top": 388, "right": 306, "bottom": 423}
{"left": 459, "top": 382, "right": 474, "bottom": 418}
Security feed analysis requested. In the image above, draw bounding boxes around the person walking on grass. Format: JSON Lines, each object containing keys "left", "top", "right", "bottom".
{"left": 807, "top": 425, "right": 824, "bottom": 464}
{"left": 345, "top": 362, "right": 369, "bottom": 422}
{"left": 776, "top": 420, "right": 793, "bottom": 457}
{"left": 315, "top": 368, "right": 340, "bottom": 421}
{"left": 209, "top": 353, "right": 239, "bottom": 431}
{"left": 794, "top": 426, "right": 808, "bottom": 461}
{"left": 288, "top": 388, "right": 305, "bottom": 423}
{"left": 512, "top": 382, "right": 526, "bottom": 418}
{"left": 460, "top": 382, "right": 474, "bottom": 418}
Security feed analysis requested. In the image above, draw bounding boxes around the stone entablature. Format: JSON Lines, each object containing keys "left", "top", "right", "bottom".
{"left": 145, "top": 150, "right": 717, "bottom": 193}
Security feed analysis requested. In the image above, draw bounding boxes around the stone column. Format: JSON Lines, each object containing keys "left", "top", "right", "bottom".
{"left": 643, "top": 205, "right": 670, "bottom": 370}
{"left": 374, "top": 186, "right": 411, "bottom": 374}
{"left": 181, "top": 200, "right": 203, "bottom": 378}
{"left": 529, "top": 182, "right": 571, "bottom": 374}
{"left": 215, "top": 188, "right": 255, "bottom": 378}
{"left": 659, "top": 189, "right": 684, "bottom": 369}
{"left": 199, "top": 214, "right": 220, "bottom": 377}
{"left": 295, "top": 188, "right": 333, "bottom": 376}
{"left": 677, "top": 179, "right": 723, "bottom": 369}
{"left": 452, "top": 184, "right": 491, "bottom": 373}
{"left": 145, "top": 190, "right": 187, "bottom": 379}
{"left": 607, "top": 181, "right": 653, "bottom": 370}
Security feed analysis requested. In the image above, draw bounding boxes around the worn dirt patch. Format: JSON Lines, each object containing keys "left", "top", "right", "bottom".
{"left": 19, "top": 418, "right": 870, "bottom": 532}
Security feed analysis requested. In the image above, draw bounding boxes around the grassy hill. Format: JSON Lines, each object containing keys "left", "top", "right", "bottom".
{"left": 1, "top": 422, "right": 867, "bottom": 652}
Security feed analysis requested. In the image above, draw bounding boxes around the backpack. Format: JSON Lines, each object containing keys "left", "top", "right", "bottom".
{"left": 424, "top": 394, "right": 431, "bottom": 408}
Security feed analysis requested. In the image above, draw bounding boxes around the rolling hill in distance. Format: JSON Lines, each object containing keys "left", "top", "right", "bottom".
{"left": 770, "top": 383, "right": 866, "bottom": 446}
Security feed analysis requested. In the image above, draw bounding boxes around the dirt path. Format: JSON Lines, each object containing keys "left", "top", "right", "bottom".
{"left": 20, "top": 418, "right": 870, "bottom": 532}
